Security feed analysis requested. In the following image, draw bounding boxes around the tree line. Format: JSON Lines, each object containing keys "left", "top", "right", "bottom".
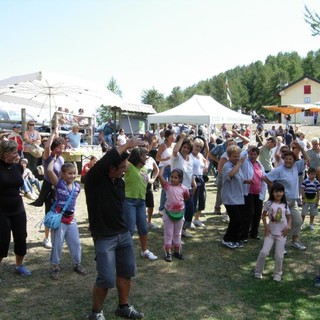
{"left": 140, "top": 49, "right": 320, "bottom": 121}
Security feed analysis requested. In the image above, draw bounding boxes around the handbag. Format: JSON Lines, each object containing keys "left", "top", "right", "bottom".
{"left": 29, "top": 144, "right": 44, "bottom": 158}
{"left": 44, "top": 183, "right": 75, "bottom": 229}
{"left": 165, "top": 209, "right": 184, "bottom": 221}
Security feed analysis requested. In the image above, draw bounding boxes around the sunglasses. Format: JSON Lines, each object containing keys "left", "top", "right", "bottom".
{"left": 29, "top": 124, "right": 35, "bottom": 126}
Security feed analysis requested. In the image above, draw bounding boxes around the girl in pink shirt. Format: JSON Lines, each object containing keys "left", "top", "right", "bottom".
{"left": 158, "top": 168, "right": 189, "bottom": 262}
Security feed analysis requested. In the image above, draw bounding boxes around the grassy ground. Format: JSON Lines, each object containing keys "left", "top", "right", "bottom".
{"left": 1, "top": 177, "right": 320, "bottom": 320}
{"left": 1, "top": 123, "right": 320, "bottom": 320}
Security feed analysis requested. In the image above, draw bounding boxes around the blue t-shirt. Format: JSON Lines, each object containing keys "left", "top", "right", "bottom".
{"left": 66, "top": 132, "right": 81, "bottom": 148}
{"left": 221, "top": 160, "right": 245, "bottom": 205}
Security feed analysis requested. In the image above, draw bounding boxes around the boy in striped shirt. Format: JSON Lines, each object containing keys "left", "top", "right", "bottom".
{"left": 301, "top": 167, "right": 320, "bottom": 230}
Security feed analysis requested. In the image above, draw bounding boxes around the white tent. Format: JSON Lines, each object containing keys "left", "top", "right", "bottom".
{"left": 147, "top": 95, "right": 251, "bottom": 126}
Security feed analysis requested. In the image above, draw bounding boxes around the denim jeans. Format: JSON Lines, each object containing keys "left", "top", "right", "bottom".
{"left": 123, "top": 198, "right": 148, "bottom": 236}
{"left": 159, "top": 165, "right": 171, "bottom": 211}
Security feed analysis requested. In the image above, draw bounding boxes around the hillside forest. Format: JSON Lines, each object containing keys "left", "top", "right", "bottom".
{"left": 140, "top": 49, "right": 320, "bottom": 122}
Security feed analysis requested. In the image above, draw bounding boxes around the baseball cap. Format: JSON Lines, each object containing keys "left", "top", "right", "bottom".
{"left": 13, "top": 124, "right": 21, "bottom": 129}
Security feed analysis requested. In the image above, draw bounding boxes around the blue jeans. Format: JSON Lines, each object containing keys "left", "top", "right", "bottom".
{"left": 183, "top": 190, "right": 195, "bottom": 229}
{"left": 159, "top": 165, "right": 171, "bottom": 211}
{"left": 123, "top": 198, "right": 148, "bottom": 236}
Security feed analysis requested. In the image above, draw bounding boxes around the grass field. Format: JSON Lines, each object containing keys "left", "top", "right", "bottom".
{"left": 1, "top": 122, "right": 320, "bottom": 319}
{"left": 1, "top": 176, "right": 320, "bottom": 320}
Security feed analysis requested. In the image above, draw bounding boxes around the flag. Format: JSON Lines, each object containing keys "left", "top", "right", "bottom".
{"left": 225, "top": 78, "right": 232, "bottom": 108}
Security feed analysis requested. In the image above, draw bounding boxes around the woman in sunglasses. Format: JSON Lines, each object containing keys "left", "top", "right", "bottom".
{"left": 23, "top": 121, "right": 41, "bottom": 175}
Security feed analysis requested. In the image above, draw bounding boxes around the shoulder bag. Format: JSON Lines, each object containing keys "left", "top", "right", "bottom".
{"left": 44, "top": 183, "right": 75, "bottom": 230}
{"left": 29, "top": 144, "right": 44, "bottom": 158}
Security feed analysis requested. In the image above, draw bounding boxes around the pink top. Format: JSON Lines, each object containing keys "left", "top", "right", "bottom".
{"left": 163, "top": 182, "right": 189, "bottom": 212}
{"left": 249, "top": 162, "right": 263, "bottom": 194}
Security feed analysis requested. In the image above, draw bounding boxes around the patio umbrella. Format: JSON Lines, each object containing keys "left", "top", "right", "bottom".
{"left": 263, "top": 104, "right": 306, "bottom": 115}
{"left": 0, "top": 71, "right": 125, "bottom": 124}
{"left": 304, "top": 103, "right": 320, "bottom": 112}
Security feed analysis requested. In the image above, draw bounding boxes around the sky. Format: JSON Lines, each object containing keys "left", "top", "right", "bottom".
{"left": 1, "top": 0, "right": 320, "bottom": 104}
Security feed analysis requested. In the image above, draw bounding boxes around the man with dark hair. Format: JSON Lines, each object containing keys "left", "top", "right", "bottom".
{"left": 85, "top": 138, "right": 145, "bottom": 320}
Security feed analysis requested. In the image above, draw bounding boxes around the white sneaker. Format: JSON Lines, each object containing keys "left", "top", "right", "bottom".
{"left": 290, "top": 242, "right": 306, "bottom": 250}
{"left": 140, "top": 249, "right": 158, "bottom": 260}
{"left": 148, "top": 222, "right": 158, "bottom": 230}
{"left": 42, "top": 238, "right": 52, "bottom": 249}
{"left": 254, "top": 273, "right": 262, "bottom": 279}
{"left": 310, "top": 224, "right": 315, "bottom": 230}
{"left": 222, "top": 212, "right": 229, "bottom": 223}
{"left": 221, "top": 240, "right": 237, "bottom": 249}
{"left": 190, "top": 222, "right": 196, "bottom": 229}
{"left": 273, "top": 275, "right": 281, "bottom": 282}
{"left": 193, "top": 219, "right": 206, "bottom": 228}
{"left": 182, "top": 230, "right": 193, "bottom": 238}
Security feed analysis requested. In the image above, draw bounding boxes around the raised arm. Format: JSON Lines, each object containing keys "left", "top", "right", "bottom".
{"left": 47, "top": 157, "right": 59, "bottom": 187}
{"left": 173, "top": 133, "right": 186, "bottom": 157}
{"left": 233, "top": 129, "right": 250, "bottom": 146}
{"left": 116, "top": 137, "right": 146, "bottom": 156}
{"left": 43, "top": 128, "right": 59, "bottom": 160}
{"left": 228, "top": 155, "right": 247, "bottom": 178}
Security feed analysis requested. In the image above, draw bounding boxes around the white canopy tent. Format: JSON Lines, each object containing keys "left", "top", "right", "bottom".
{"left": 147, "top": 95, "right": 252, "bottom": 126}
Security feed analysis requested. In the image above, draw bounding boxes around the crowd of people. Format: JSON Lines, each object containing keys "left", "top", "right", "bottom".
{"left": 1, "top": 120, "right": 320, "bottom": 319}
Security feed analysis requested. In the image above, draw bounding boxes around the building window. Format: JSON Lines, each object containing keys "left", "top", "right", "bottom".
{"left": 304, "top": 85, "right": 311, "bottom": 94}
{"left": 304, "top": 110, "right": 313, "bottom": 116}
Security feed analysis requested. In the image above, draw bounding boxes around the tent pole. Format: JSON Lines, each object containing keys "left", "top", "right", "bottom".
{"left": 127, "top": 114, "right": 134, "bottom": 137}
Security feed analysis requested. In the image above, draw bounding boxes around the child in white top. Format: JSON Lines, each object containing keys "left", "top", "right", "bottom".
{"left": 158, "top": 168, "right": 189, "bottom": 262}
{"left": 20, "top": 158, "right": 41, "bottom": 200}
{"left": 255, "top": 183, "right": 291, "bottom": 282}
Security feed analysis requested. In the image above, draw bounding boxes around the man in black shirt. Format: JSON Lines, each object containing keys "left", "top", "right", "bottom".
{"left": 85, "top": 138, "right": 144, "bottom": 320}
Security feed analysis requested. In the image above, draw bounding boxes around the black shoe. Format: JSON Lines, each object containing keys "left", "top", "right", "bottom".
{"left": 164, "top": 252, "right": 172, "bottom": 262}
{"left": 173, "top": 252, "right": 184, "bottom": 260}
{"left": 29, "top": 200, "right": 43, "bottom": 207}
{"left": 115, "top": 305, "right": 144, "bottom": 319}
{"left": 73, "top": 264, "right": 87, "bottom": 275}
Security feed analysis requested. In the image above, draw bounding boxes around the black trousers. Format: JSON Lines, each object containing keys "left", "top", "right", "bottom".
{"left": 243, "top": 194, "right": 263, "bottom": 239}
{"left": 224, "top": 204, "right": 245, "bottom": 242}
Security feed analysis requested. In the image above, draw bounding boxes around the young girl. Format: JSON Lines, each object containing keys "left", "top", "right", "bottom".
{"left": 255, "top": 183, "right": 292, "bottom": 282}
{"left": 158, "top": 168, "right": 190, "bottom": 262}
{"left": 47, "top": 159, "right": 86, "bottom": 280}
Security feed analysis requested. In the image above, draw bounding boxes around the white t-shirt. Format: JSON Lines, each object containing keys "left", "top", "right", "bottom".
{"left": 117, "top": 134, "right": 127, "bottom": 146}
{"left": 263, "top": 201, "right": 290, "bottom": 236}
{"left": 171, "top": 152, "right": 194, "bottom": 189}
